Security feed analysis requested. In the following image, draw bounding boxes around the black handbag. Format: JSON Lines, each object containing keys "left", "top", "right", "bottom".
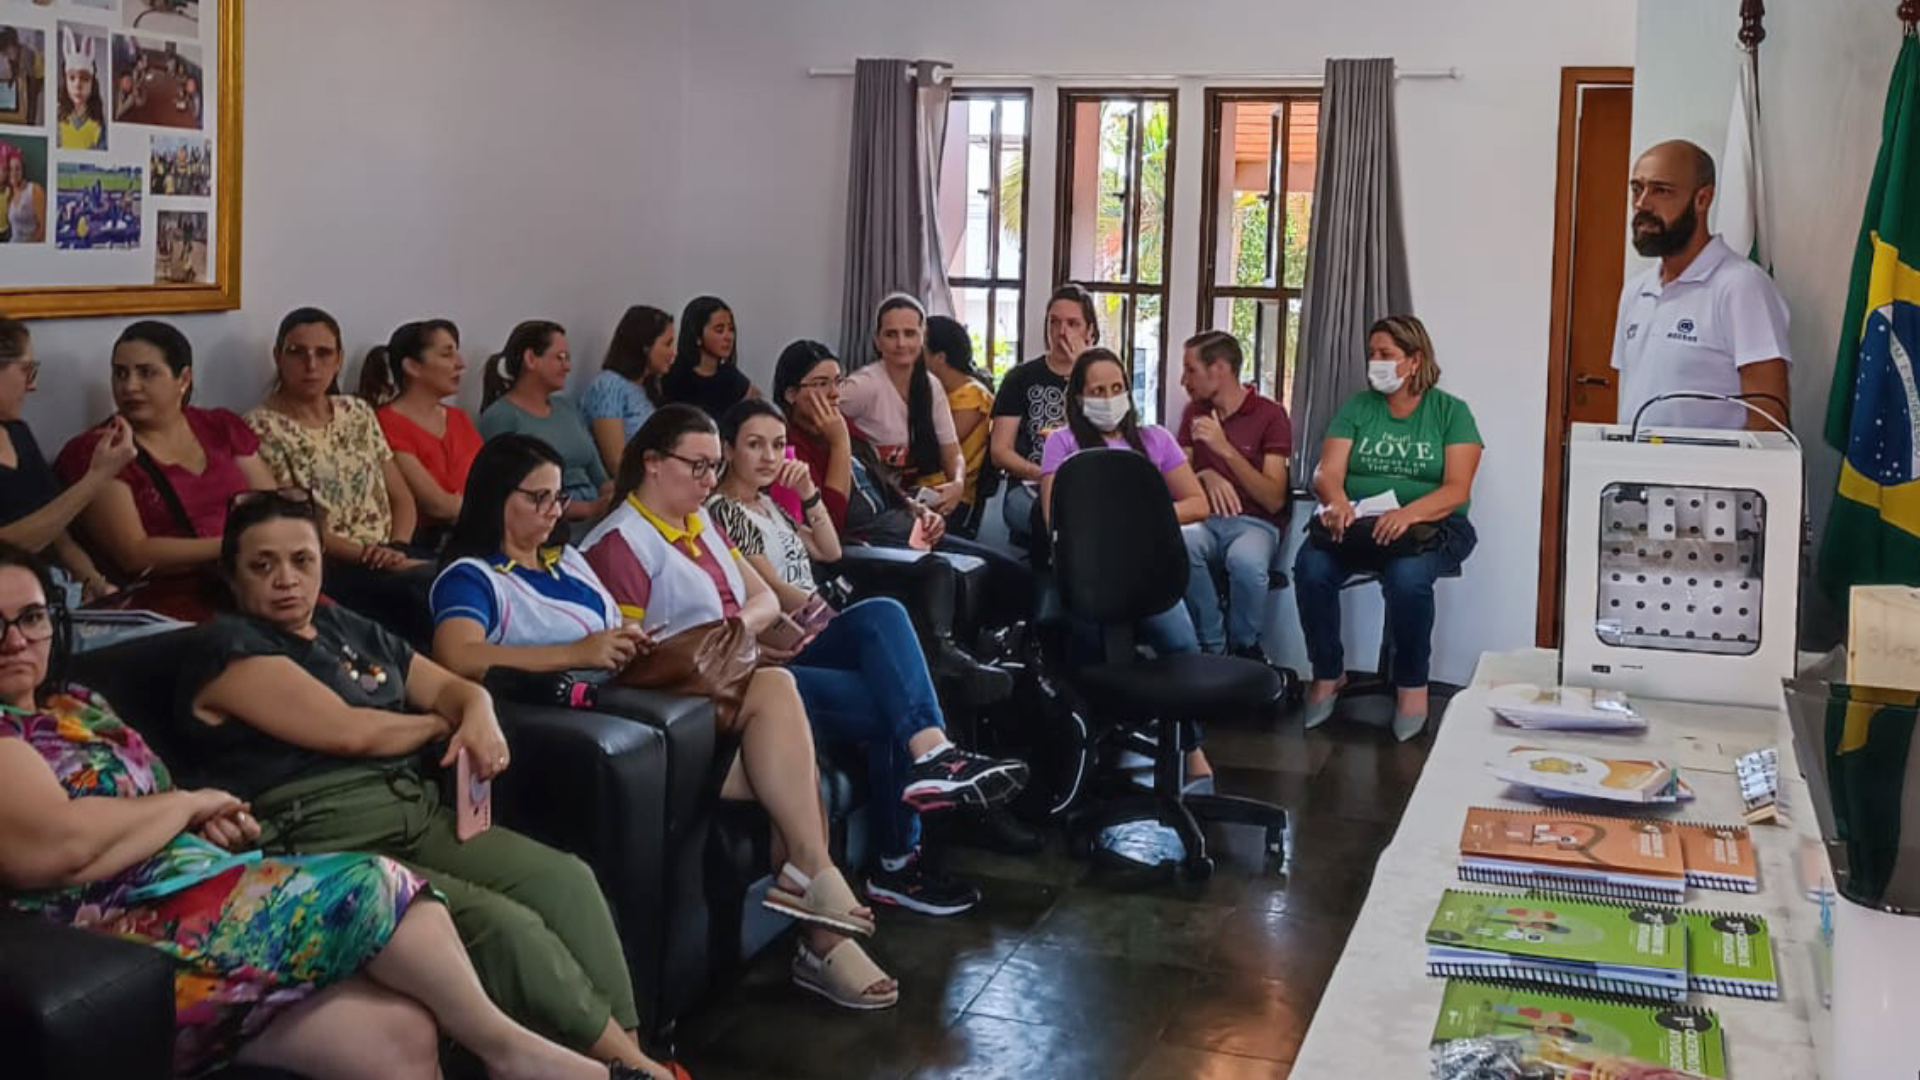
{"left": 1305, "top": 514, "right": 1440, "bottom": 571}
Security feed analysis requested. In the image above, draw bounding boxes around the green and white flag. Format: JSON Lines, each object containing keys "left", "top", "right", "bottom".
{"left": 1716, "top": 54, "right": 1769, "bottom": 268}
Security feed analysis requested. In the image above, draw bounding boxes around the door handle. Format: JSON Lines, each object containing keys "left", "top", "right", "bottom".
{"left": 1575, "top": 374, "right": 1612, "bottom": 388}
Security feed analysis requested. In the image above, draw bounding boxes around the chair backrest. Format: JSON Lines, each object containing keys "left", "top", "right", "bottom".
{"left": 68, "top": 625, "right": 213, "bottom": 780}
{"left": 1050, "top": 448, "right": 1189, "bottom": 624}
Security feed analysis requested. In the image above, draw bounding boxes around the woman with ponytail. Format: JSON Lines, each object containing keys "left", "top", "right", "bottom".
{"left": 836, "top": 294, "right": 965, "bottom": 515}
{"left": 476, "top": 320, "right": 611, "bottom": 523}
{"left": 370, "top": 319, "right": 482, "bottom": 531}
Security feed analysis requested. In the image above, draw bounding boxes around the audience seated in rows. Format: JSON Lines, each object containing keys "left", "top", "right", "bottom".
{"left": 659, "top": 296, "right": 755, "bottom": 420}
{"left": 179, "top": 490, "right": 682, "bottom": 1076}
{"left": 1298, "top": 314, "right": 1482, "bottom": 741}
{"left": 0, "top": 545, "right": 676, "bottom": 1080}
{"left": 479, "top": 320, "right": 612, "bottom": 523}
{"left": 580, "top": 406, "right": 1029, "bottom": 919}
{"left": 0, "top": 316, "right": 129, "bottom": 599}
{"left": 425, "top": 432, "right": 900, "bottom": 1011}
{"left": 369, "top": 319, "right": 483, "bottom": 534}
{"left": 584, "top": 304, "right": 675, "bottom": 478}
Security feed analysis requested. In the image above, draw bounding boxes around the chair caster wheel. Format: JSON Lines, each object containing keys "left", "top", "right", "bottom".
{"left": 1181, "top": 855, "right": 1215, "bottom": 881}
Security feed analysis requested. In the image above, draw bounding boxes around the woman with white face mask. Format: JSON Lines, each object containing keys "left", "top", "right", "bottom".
{"left": 1038, "top": 348, "right": 1217, "bottom": 786}
{"left": 1296, "top": 314, "right": 1483, "bottom": 741}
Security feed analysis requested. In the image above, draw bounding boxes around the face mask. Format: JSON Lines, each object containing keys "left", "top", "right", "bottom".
{"left": 1367, "top": 360, "right": 1405, "bottom": 395}
{"left": 1080, "top": 394, "right": 1131, "bottom": 432}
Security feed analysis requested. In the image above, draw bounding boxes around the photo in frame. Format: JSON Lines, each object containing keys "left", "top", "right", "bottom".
{"left": 0, "top": 0, "right": 239, "bottom": 318}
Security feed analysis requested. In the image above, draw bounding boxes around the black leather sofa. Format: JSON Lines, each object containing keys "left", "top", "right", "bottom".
{"left": 1, "top": 624, "right": 876, "bottom": 1079}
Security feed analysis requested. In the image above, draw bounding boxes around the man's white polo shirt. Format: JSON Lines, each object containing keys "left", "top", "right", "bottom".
{"left": 1610, "top": 235, "right": 1791, "bottom": 429}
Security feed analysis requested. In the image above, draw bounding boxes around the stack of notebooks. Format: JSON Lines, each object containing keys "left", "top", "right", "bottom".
{"left": 1457, "top": 807, "right": 1760, "bottom": 902}
{"left": 1424, "top": 889, "right": 1779, "bottom": 1001}
{"left": 1491, "top": 745, "right": 1694, "bottom": 804}
{"left": 1431, "top": 979, "right": 1729, "bottom": 1078}
{"left": 1485, "top": 682, "right": 1647, "bottom": 732}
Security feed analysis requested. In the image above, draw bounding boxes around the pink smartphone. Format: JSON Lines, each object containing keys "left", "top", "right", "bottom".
{"left": 454, "top": 747, "right": 492, "bottom": 842}
{"left": 761, "top": 614, "right": 809, "bottom": 652}
{"left": 794, "top": 592, "right": 835, "bottom": 635}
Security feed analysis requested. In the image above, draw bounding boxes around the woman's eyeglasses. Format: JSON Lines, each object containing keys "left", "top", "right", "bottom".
{"left": 796, "top": 375, "right": 851, "bottom": 391}
{"left": 0, "top": 605, "right": 54, "bottom": 644}
{"left": 515, "top": 488, "right": 574, "bottom": 513}
{"left": 229, "top": 487, "right": 319, "bottom": 514}
{"left": 665, "top": 453, "right": 724, "bottom": 480}
{"left": 3, "top": 360, "right": 39, "bottom": 381}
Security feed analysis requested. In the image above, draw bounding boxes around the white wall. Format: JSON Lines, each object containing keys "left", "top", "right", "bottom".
{"left": 23, "top": 0, "right": 679, "bottom": 442}
{"left": 1632, "top": 0, "right": 1898, "bottom": 622}
{"left": 660, "top": 0, "right": 1638, "bottom": 684}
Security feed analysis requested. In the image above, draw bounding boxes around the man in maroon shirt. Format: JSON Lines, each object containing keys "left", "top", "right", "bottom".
{"left": 1176, "top": 331, "right": 1293, "bottom": 659}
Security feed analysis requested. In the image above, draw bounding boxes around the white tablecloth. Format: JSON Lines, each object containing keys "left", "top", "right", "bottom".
{"left": 1286, "top": 648, "right": 1824, "bottom": 1079}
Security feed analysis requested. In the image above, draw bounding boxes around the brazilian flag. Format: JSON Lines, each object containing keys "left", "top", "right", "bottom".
{"left": 1820, "top": 36, "right": 1920, "bottom": 605}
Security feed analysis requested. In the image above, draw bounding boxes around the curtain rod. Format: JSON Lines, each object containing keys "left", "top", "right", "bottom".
{"left": 805, "top": 65, "right": 1461, "bottom": 83}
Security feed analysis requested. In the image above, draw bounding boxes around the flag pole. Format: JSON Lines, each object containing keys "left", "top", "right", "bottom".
{"left": 1738, "top": 1, "right": 1764, "bottom": 88}
{"left": 1903, "top": 0, "right": 1918, "bottom": 35}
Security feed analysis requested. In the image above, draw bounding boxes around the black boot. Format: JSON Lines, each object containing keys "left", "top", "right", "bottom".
{"left": 929, "top": 638, "right": 1014, "bottom": 706}
{"left": 962, "top": 804, "right": 1044, "bottom": 854}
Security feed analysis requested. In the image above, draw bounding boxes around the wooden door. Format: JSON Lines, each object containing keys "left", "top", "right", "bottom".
{"left": 1537, "top": 69, "right": 1634, "bottom": 647}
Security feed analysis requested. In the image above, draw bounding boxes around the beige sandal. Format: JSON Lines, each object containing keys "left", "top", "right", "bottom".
{"left": 762, "top": 863, "right": 876, "bottom": 937}
{"left": 792, "top": 938, "right": 898, "bottom": 1011}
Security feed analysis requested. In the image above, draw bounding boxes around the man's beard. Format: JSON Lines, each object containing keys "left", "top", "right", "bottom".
{"left": 1632, "top": 200, "right": 1698, "bottom": 258}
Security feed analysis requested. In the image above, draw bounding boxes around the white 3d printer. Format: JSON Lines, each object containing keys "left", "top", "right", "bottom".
{"left": 1559, "top": 420, "right": 1803, "bottom": 710}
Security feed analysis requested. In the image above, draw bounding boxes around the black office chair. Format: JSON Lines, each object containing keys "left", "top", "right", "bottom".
{"left": 1047, "top": 448, "right": 1290, "bottom": 879}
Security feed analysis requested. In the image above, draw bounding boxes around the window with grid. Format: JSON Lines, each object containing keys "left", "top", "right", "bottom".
{"left": 939, "top": 90, "right": 1031, "bottom": 384}
{"left": 1053, "top": 90, "right": 1176, "bottom": 423}
{"left": 1196, "top": 91, "right": 1319, "bottom": 408}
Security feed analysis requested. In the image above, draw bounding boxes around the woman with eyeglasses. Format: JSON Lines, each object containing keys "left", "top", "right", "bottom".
{"left": 55, "top": 320, "right": 275, "bottom": 621}
{"left": 0, "top": 545, "right": 677, "bottom": 1080}
{"left": 583, "top": 406, "right": 1027, "bottom": 928}
{"left": 478, "top": 320, "right": 612, "bottom": 523}
{"left": 426, "top": 433, "right": 903, "bottom": 1010}
{"left": 175, "top": 490, "right": 687, "bottom": 1078}
{"left": 0, "top": 314, "right": 131, "bottom": 599}
{"left": 246, "top": 307, "right": 436, "bottom": 643}
{"left": 367, "top": 318, "right": 483, "bottom": 531}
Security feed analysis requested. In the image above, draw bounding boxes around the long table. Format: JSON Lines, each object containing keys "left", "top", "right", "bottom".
{"left": 1286, "top": 648, "right": 1826, "bottom": 1079}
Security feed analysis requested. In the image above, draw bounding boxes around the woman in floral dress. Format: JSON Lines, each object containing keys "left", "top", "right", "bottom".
{"left": 0, "top": 545, "right": 672, "bottom": 1080}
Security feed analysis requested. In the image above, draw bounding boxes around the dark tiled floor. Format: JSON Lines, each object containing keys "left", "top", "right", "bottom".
{"left": 676, "top": 706, "right": 1432, "bottom": 1079}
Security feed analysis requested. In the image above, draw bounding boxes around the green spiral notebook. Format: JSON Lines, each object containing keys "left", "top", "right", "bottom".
{"left": 1431, "top": 979, "right": 1729, "bottom": 1078}
{"left": 1425, "top": 889, "right": 1690, "bottom": 1002}
{"left": 1684, "top": 909, "right": 1779, "bottom": 1000}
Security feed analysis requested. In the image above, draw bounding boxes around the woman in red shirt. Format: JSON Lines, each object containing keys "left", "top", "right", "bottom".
{"left": 367, "top": 319, "right": 482, "bottom": 532}
{"left": 56, "top": 320, "right": 272, "bottom": 620}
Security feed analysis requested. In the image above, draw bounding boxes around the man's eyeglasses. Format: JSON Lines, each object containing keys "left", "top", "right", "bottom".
{"left": 0, "top": 605, "right": 55, "bottom": 644}
{"left": 3, "top": 360, "right": 39, "bottom": 381}
{"left": 666, "top": 453, "right": 724, "bottom": 480}
{"left": 515, "top": 488, "right": 573, "bottom": 513}
{"left": 230, "top": 487, "right": 320, "bottom": 514}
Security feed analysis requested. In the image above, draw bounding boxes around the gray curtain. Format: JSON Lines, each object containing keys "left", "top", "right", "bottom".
{"left": 839, "top": 59, "right": 953, "bottom": 367}
{"left": 1289, "top": 57, "right": 1412, "bottom": 485}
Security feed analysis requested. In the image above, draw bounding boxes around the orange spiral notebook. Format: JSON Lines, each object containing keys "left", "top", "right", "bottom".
{"left": 1457, "top": 807, "right": 1687, "bottom": 904}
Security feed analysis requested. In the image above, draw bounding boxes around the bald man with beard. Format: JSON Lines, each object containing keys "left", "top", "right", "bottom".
{"left": 1610, "top": 139, "right": 1792, "bottom": 431}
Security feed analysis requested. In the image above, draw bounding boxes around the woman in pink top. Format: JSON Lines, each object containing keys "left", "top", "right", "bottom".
{"left": 55, "top": 321, "right": 272, "bottom": 619}
{"left": 835, "top": 294, "right": 965, "bottom": 514}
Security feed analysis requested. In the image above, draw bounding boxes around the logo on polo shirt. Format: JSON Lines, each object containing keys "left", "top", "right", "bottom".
{"left": 1667, "top": 317, "right": 1699, "bottom": 344}
{"left": 1627, "top": 323, "right": 1639, "bottom": 341}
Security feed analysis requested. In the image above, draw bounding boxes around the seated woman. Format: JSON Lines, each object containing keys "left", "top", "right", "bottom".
{"left": 0, "top": 546, "right": 671, "bottom": 1080}
{"left": 1297, "top": 314, "right": 1481, "bottom": 741}
{"left": 246, "top": 306, "right": 435, "bottom": 644}
{"left": 478, "top": 320, "right": 612, "bottom": 523}
{"left": 581, "top": 406, "right": 1027, "bottom": 920}
{"left": 584, "top": 304, "right": 674, "bottom": 478}
{"left": 0, "top": 314, "right": 131, "bottom": 599}
{"left": 179, "top": 491, "right": 684, "bottom": 1077}
{"left": 367, "top": 319, "right": 483, "bottom": 534}
{"left": 836, "top": 294, "right": 965, "bottom": 516}
{"left": 659, "top": 296, "right": 756, "bottom": 420}
{"left": 923, "top": 314, "right": 994, "bottom": 528}
{"left": 427, "top": 433, "right": 899, "bottom": 1012}
{"left": 1038, "top": 348, "right": 1212, "bottom": 785}
{"left": 55, "top": 321, "right": 272, "bottom": 621}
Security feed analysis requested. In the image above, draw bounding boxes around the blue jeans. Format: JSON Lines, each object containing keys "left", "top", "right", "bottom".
{"left": 1181, "top": 516, "right": 1281, "bottom": 653}
{"left": 1066, "top": 598, "right": 1199, "bottom": 662}
{"left": 1001, "top": 481, "right": 1039, "bottom": 544}
{"left": 1292, "top": 516, "right": 1477, "bottom": 689}
{"left": 787, "top": 597, "right": 943, "bottom": 859}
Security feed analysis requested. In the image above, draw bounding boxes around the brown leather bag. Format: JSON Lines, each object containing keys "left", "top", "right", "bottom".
{"left": 615, "top": 617, "right": 761, "bottom": 734}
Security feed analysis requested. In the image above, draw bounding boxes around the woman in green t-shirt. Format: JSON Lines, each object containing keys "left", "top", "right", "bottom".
{"left": 1295, "top": 315, "right": 1483, "bottom": 741}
